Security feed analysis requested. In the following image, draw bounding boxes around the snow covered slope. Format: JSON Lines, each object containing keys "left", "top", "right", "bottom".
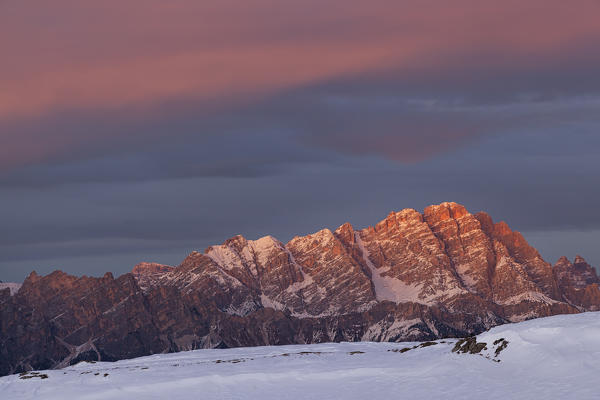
{"left": 0, "top": 282, "right": 21, "bottom": 295}
{"left": 2, "top": 312, "right": 599, "bottom": 400}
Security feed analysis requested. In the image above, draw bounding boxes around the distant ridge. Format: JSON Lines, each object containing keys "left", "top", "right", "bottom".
{"left": 2, "top": 202, "right": 599, "bottom": 376}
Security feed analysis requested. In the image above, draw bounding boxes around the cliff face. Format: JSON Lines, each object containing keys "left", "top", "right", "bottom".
{"left": 1, "top": 202, "right": 598, "bottom": 376}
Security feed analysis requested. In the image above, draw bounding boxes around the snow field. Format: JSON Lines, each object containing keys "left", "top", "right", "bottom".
{"left": 2, "top": 312, "right": 599, "bottom": 400}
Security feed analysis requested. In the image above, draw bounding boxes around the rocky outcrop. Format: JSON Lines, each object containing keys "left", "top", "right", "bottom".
{"left": 132, "top": 262, "right": 174, "bottom": 290}
{"left": 554, "top": 255, "right": 600, "bottom": 310}
{"left": 1, "top": 202, "right": 597, "bottom": 376}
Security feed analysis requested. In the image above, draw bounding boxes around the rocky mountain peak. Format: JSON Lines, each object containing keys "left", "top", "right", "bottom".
{"left": 131, "top": 262, "right": 174, "bottom": 290}
{"left": 20, "top": 270, "right": 74, "bottom": 294}
{"left": 132, "top": 262, "right": 173, "bottom": 276}
{"left": 424, "top": 201, "right": 469, "bottom": 222}
{"left": 493, "top": 220, "right": 512, "bottom": 236}
{"left": 2, "top": 201, "right": 598, "bottom": 377}
{"left": 574, "top": 255, "right": 588, "bottom": 265}
{"left": 23, "top": 270, "right": 40, "bottom": 284}
{"left": 487, "top": 220, "right": 542, "bottom": 267}
{"left": 334, "top": 222, "right": 355, "bottom": 244}
{"left": 220, "top": 234, "right": 250, "bottom": 251}
{"left": 394, "top": 208, "right": 422, "bottom": 223}
{"left": 555, "top": 256, "right": 572, "bottom": 267}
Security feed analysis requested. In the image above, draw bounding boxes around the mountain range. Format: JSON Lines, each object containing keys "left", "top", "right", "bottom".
{"left": 1, "top": 202, "right": 599, "bottom": 376}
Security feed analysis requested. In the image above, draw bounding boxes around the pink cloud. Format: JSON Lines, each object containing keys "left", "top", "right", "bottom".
{"left": 2, "top": 0, "right": 599, "bottom": 118}
{"left": 1, "top": 0, "right": 600, "bottom": 168}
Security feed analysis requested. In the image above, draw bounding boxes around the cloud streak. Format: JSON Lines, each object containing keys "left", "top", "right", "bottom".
{"left": 2, "top": 0, "right": 600, "bottom": 169}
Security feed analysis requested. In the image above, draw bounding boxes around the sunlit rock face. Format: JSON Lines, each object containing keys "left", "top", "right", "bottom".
{"left": 132, "top": 262, "right": 174, "bottom": 291}
{"left": 553, "top": 255, "right": 600, "bottom": 311}
{"left": 1, "top": 202, "right": 597, "bottom": 376}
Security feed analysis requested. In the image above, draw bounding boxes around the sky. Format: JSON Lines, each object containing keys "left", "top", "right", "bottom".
{"left": 1, "top": 0, "right": 599, "bottom": 282}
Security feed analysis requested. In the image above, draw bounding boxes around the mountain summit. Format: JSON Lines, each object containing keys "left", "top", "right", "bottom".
{"left": 1, "top": 202, "right": 599, "bottom": 376}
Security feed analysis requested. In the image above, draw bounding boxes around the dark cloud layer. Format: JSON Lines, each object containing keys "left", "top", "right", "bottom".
{"left": 2, "top": 127, "right": 599, "bottom": 281}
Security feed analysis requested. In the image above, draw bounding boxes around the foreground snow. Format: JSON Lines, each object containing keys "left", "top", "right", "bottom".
{"left": 2, "top": 312, "right": 600, "bottom": 400}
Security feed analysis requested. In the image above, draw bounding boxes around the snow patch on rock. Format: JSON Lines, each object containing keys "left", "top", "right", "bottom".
{"left": 497, "top": 291, "right": 558, "bottom": 306}
{"left": 355, "top": 232, "right": 425, "bottom": 304}
{"left": 0, "top": 282, "right": 21, "bottom": 296}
